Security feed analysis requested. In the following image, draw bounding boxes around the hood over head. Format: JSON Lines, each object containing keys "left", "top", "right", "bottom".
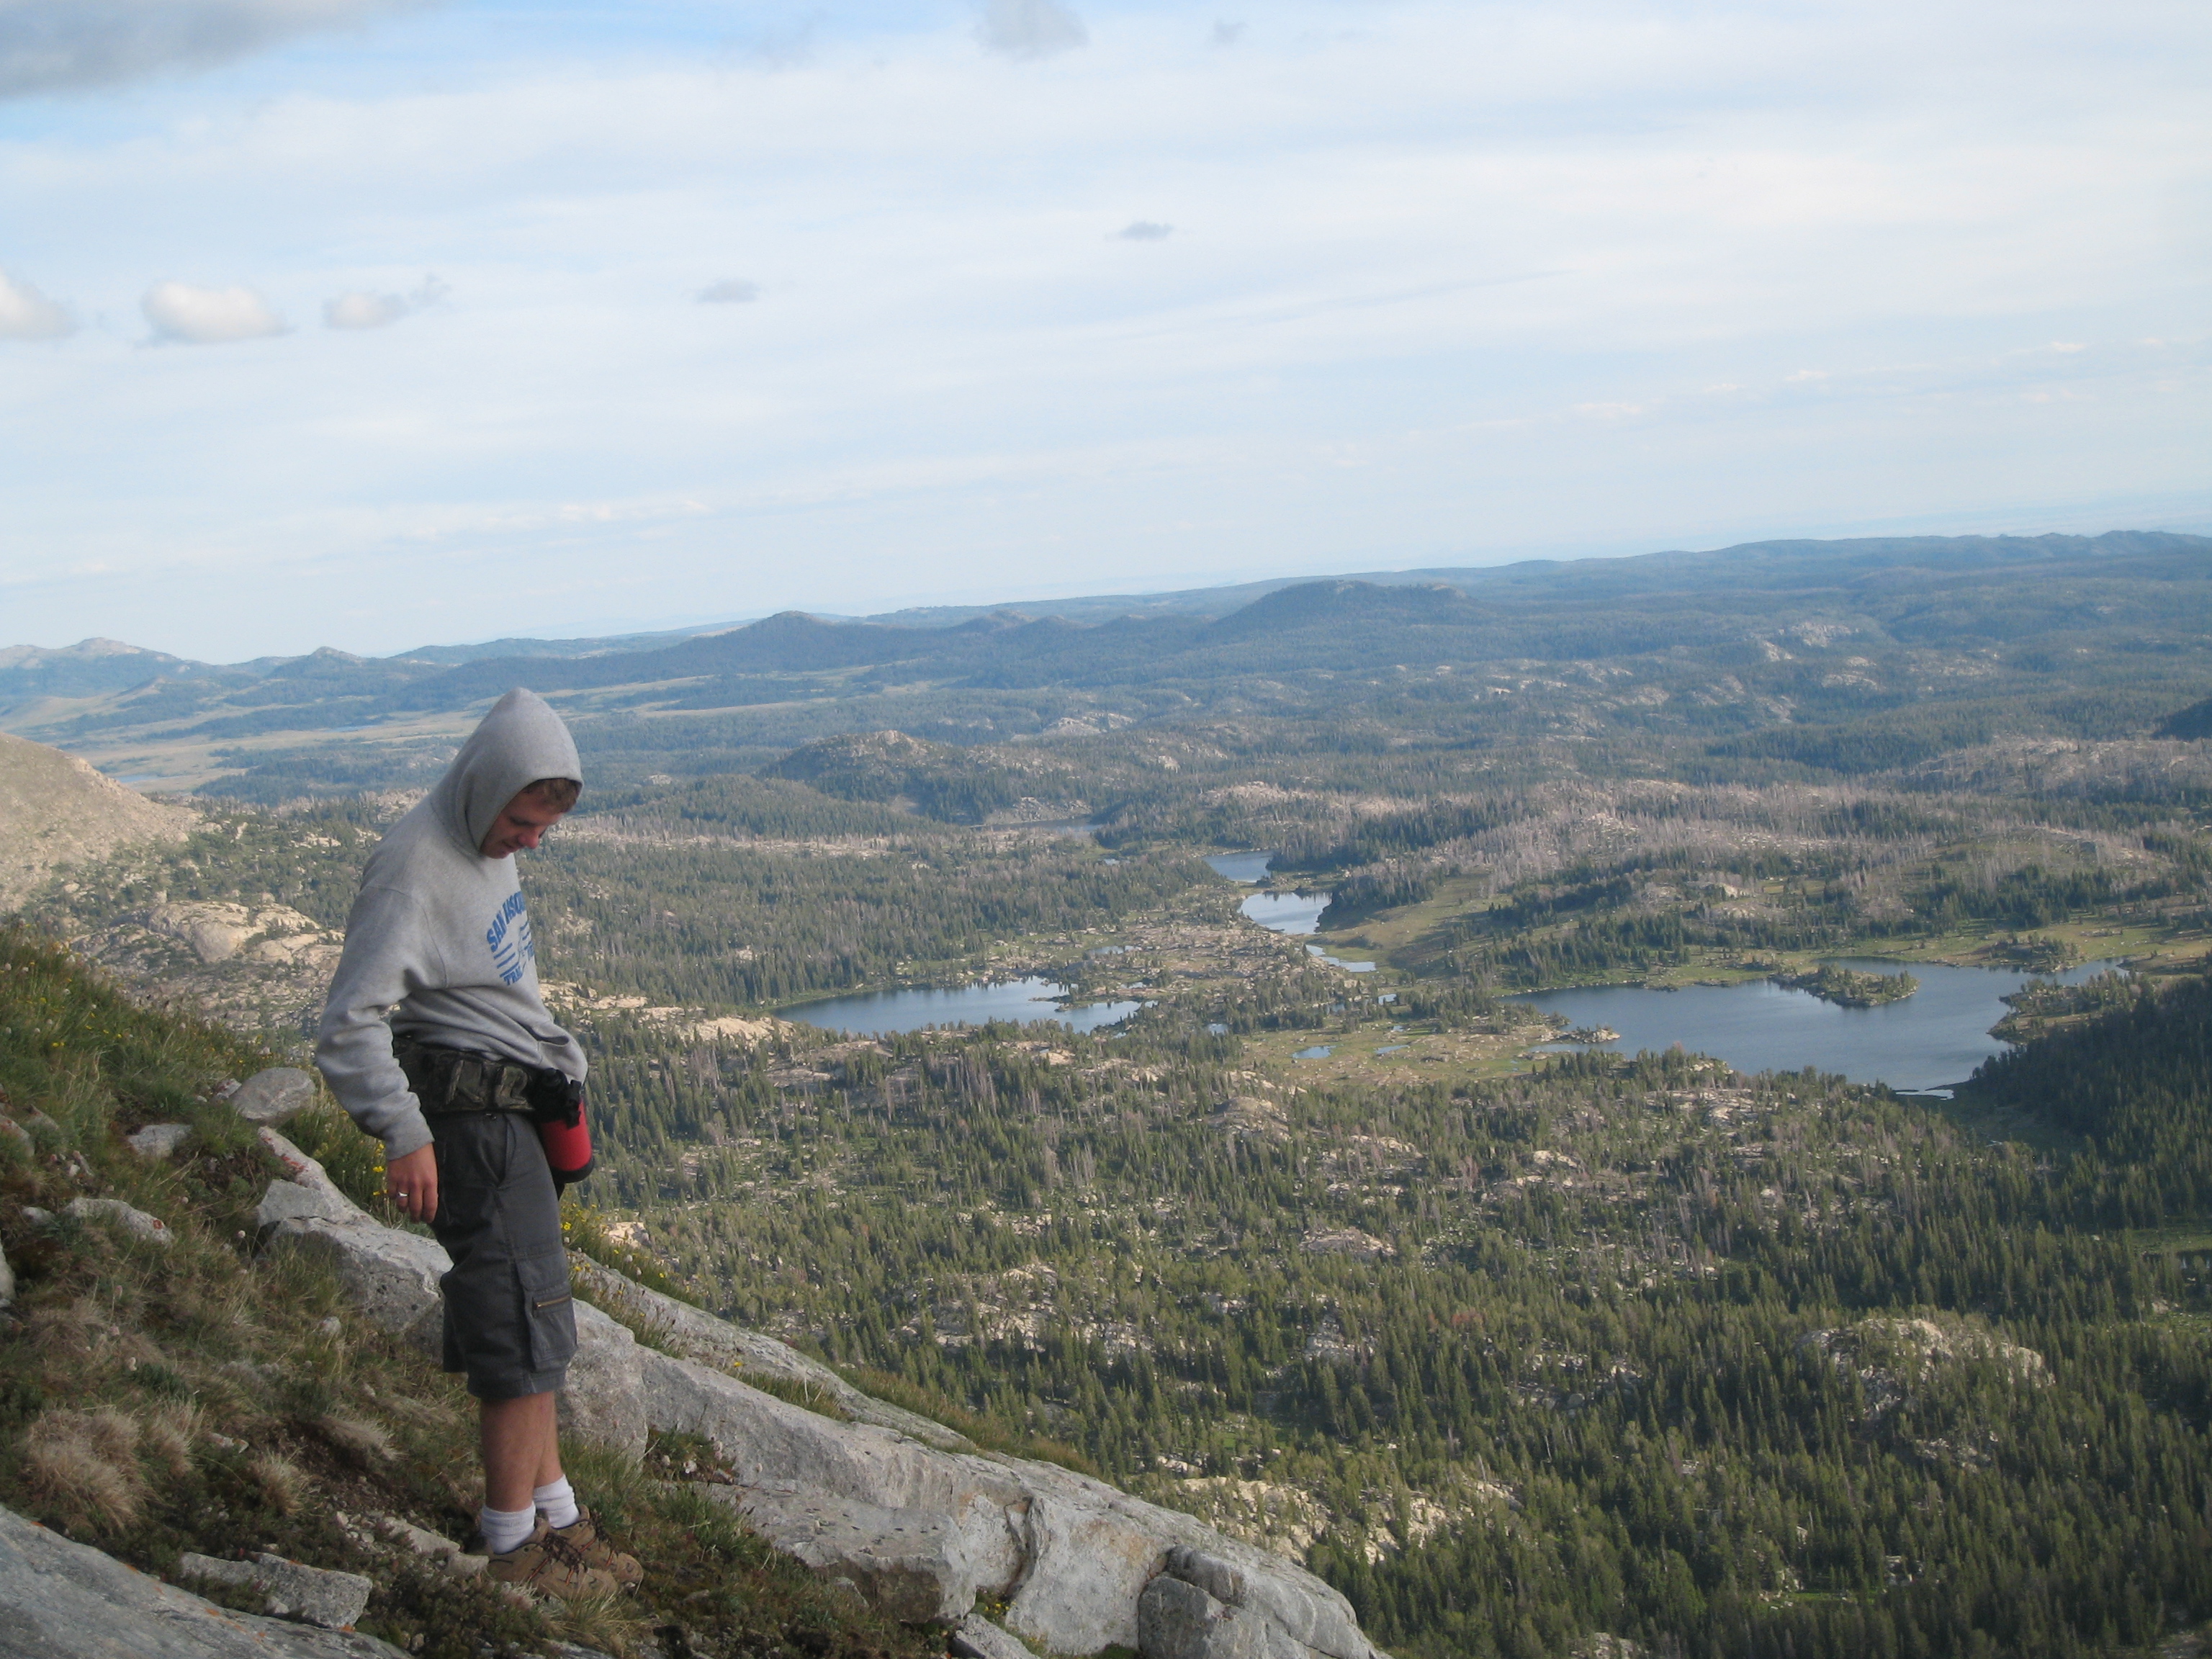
{"left": 429, "top": 688, "right": 583, "bottom": 855}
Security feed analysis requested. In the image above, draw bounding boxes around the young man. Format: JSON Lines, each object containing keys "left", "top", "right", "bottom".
{"left": 316, "top": 688, "right": 637, "bottom": 1596}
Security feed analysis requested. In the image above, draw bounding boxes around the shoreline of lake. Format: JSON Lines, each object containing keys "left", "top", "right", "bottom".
{"left": 783, "top": 976, "right": 1146, "bottom": 1037}
{"left": 1511, "top": 956, "right": 2126, "bottom": 1094}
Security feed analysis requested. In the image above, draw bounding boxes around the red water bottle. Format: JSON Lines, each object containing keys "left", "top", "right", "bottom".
{"left": 539, "top": 1084, "right": 594, "bottom": 1190}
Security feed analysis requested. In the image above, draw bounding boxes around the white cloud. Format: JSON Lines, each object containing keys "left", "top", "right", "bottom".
{"left": 324, "top": 291, "right": 405, "bottom": 329}
{"left": 0, "top": 270, "right": 73, "bottom": 339}
{"left": 697, "top": 279, "right": 761, "bottom": 305}
{"left": 0, "top": 0, "right": 433, "bottom": 97}
{"left": 323, "top": 273, "right": 446, "bottom": 330}
{"left": 1210, "top": 21, "right": 1244, "bottom": 47}
{"left": 143, "top": 282, "right": 287, "bottom": 344}
{"left": 978, "top": 0, "right": 1086, "bottom": 60}
{"left": 1115, "top": 220, "right": 1173, "bottom": 241}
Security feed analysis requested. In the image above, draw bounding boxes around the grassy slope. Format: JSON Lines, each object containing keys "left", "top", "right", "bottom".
{"left": 0, "top": 925, "right": 933, "bottom": 1659}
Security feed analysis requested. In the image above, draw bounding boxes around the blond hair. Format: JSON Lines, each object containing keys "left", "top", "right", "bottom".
{"left": 520, "top": 776, "right": 581, "bottom": 811}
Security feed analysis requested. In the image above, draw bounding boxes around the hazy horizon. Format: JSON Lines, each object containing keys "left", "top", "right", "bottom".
{"left": 8, "top": 517, "right": 2209, "bottom": 667}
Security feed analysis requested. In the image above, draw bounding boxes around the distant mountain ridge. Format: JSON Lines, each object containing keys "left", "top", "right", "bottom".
{"left": 16, "top": 530, "right": 2206, "bottom": 693}
{"left": 9, "top": 529, "right": 2212, "bottom": 799}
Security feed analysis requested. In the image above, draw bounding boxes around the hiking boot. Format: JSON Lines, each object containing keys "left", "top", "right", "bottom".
{"left": 547, "top": 1506, "right": 642, "bottom": 1588}
{"left": 481, "top": 1519, "right": 621, "bottom": 1600}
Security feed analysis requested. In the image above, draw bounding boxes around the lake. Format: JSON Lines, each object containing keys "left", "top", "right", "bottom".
{"left": 1240, "top": 891, "right": 1327, "bottom": 933}
{"left": 1237, "top": 890, "right": 1377, "bottom": 972}
{"left": 783, "top": 977, "right": 1145, "bottom": 1037}
{"left": 1205, "top": 850, "right": 1274, "bottom": 883}
{"left": 1511, "top": 958, "right": 2125, "bottom": 1093}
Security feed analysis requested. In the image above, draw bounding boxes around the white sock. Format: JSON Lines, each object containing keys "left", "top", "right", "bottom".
{"left": 534, "top": 1477, "right": 580, "bottom": 1529}
{"left": 478, "top": 1503, "right": 537, "bottom": 1557}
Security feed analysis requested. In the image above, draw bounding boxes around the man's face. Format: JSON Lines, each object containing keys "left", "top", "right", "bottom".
{"left": 480, "top": 792, "right": 571, "bottom": 858}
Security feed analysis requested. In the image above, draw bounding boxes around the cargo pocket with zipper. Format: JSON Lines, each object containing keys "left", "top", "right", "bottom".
{"left": 518, "top": 1249, "right": 578, "bottom": 1373}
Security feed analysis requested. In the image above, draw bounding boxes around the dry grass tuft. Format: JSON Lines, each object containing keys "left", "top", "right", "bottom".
{"left": 549, "top": 1591, "right": 657, "bottom": 1659}
{"left": 247, "top": 1451, "right": 312, "bottom": 1514}
{"left": 319, "top": 1413, "right": 396, "bottom": 1465}
{"left": 141, "top": 1400, "right": 203, "bottom": 1476}
{"left": 23, "top": 1408, "right": 149, "bottom": 1532}
{"left": 22, "top": 1300, "right": 103, "bottom": 1360}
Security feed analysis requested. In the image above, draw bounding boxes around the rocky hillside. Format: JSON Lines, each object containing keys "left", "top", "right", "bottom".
{"left": 0, "top": 927, "right": 1390, "bottom": 1659}
{"left": 0, "top": 729, "right": 189, "bottom": 910}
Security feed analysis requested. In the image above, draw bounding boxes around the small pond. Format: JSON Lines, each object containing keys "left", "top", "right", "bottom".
{"left": 1511, "top": 958, "right": 2125, "bottom": 1093}
{"left": 783, "top": 976, "right": 1144, "bottom": 1037}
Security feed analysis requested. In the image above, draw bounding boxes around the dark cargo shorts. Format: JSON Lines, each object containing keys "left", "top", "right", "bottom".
{"left": 428, "top": 1111, "right": 577, "bottom": 1401}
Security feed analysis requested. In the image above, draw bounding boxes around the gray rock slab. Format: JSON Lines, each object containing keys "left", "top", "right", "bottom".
{"left": 0, "top": 1504, "right": 403, "bottom": 1659}
{"left": 126, "top": 1123, "right": 194, "bottom": 1159}
{"left": 255, "top": 1181, "right": 361, "bottom": 1233}
{"left": 176, "top": 1555, "right": 373, "bottom": 1632}
{"left": 1165, "top": 1547, "right": 1244, "bottom": 1609}
{"left": 634, "top": 1342, "right": 1380, "bottom": 1659}
{"left": 1157, "top": 1539, "right": 1366, "bottom": 1659}
{"left": 1140, "top": 1575, "right": 1246, "bottom": 1659}
{"left": 369, "top": 1518, "right": 457, "bottom": 1560}
{"left": 230, "top": 1069, "right": 319, "bottom": 1126}
{"left": 62, "top": 1198, "right": 175, "bottom": 1249}
{"left": 559, "top": 1300, "right": 648, "bottom": 1459}
{"left": 639, "top": 1352, "right": 1029, "bottom": 1521}
{"left": 262, "top": 1215, "right": 447, "bottom": 1353}
{"left": 369, "top": 1519, "right": 484, "bottom": 1581}
{"left": 1002, "top": 1480, "right": 1163, "bottom": 1655}
{"left": 951, "top": 1614, "right": 1039, "bottom": 1659}
{"left": 998, "top": 1461, "right": 1378, "bottom": 1659}
{"left": 1138, "top": 1574, "right": 1313, "bottom": 1659}
{"left": 256, "top": 1130, "right": 368, "bottom": 1220}
{"left": 708, "top": 1486, "right": 1022, "bottom": 1623}
{"left": 0, "top": 1239, "right": 13, "bottom": 1310}
{"left": 568, "top": 1258, "right": 970, "bottom": 1451}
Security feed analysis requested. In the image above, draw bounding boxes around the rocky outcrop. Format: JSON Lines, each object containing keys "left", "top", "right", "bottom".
{"left": 254, "top": 1134, "right": 446, "bottom": 1352}
{"left": 251, "top": 1127, "right": 1385, "bottom": 1659}
{"left": 1142, "top": 1570, "right": 1290, "bottom": 1659}
{"left": 24, "top": 1197, "right": 177, "bottom": 1249}
{"left": 558, "top": 1303, "right": 649, "bottom": 1460}
{"left": 143, "top": 904, "right": 339, "bottom": 971}
{"left": 568, "top": 1257, "right": 970, "bottom": 1449}
{"left": 231, "top": 1069, "right": 320, "bottom": 1126}
{"left": 729, "top": 1488, "right": 1022, "bottom": 1623}
{"left": 177, "top": 1552, "right": 374, "bottom": 1630}
{"left": 0, "top": 1502, "right": 405, "bottom": 1659}
{"left": 950, "top": 1613, "right": 1038, "bottom": 1659}
{"left": 637, "top": 1337, "right": 1380, "bottom": 1658}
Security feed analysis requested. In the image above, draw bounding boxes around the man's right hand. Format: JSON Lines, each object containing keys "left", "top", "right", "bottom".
{"left": 385, "top": 1143, "right": 439, "bottom": 1224}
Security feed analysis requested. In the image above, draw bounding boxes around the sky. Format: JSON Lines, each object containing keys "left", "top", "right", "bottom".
{"left": 0, "top": 0, "right": 2206, "bottom": 664}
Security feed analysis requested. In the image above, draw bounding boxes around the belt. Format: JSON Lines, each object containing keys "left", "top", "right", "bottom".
{"left": 395, "top": 1037, "right": 581, "bottom": 1122}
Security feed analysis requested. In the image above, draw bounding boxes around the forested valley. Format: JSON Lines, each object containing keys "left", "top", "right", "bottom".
{"left": 12, "top": 533, "right": 2212, "bottom": 1656}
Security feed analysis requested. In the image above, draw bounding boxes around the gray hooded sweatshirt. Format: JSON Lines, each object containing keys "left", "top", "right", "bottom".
{"left": 315, "top": 689, "right": 585, "bottom": 1159}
